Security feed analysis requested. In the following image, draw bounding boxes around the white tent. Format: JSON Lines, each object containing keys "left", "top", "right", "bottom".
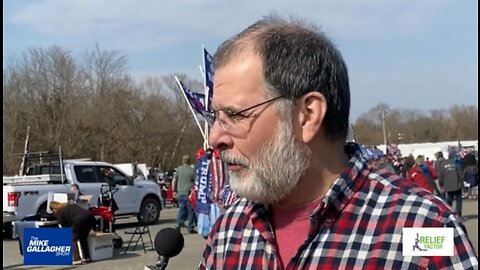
{"left": 378, "top": 140, "right": 478, "bottom": 160}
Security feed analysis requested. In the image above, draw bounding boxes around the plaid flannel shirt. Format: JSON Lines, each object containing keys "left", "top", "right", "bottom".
{"left": 199, "top": 143, "right": 478, "bottom": 270}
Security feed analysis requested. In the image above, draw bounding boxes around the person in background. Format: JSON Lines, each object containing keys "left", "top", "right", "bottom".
{"left": 70, "top": 184, "right": 83, "bottom": 203}
{"left": 173, "top": 155, "right": 196, "bottom": 234}
{"left": 98, "top": 167, "right": 120, "bottom": 216}
{"left": 393, "top": 160, "right": 404, "bottom": 176}
{"left": 101, "top": 167, "right": 115, "bottom": 186}
{"left": 50, "top": 201, "right": 96, "bottom": 265}
{"left": 434, "top": 151, "right": 446, "bottom": 171}
{"left": 199, "top": 14, "right": 477, "bottom": 269}
{"left": 454, "top": 152, "right": 464, "bottom": 171}
{"left": 425, "top": 157, "right": 434, "bottom": 167}
{"left": 434, "top": 151, "right": 447, "bottom": 198}
{"left": 376, "top": 155, "right": 396, "bottom": 173}
{"left": 462, "top": 153, "right": 478, "bottom": 198}
{"left": 159, "top": 183, "right": 168, "bottom": 208}
{"left": 438, "top": 151, "right": 465, "bottom": 218}
{"left": 406, "top": 156, "right": 436, "bottom": 193}
{"left": 418, "top": 155, "right": 443, "bottom": 197}
{"left": 463, "top": 163, "right": 478, "bottom": 199}
{"left": 401, "top": 154, "right": 416, "bottom": 178}
{"left": 147, "top": 167, "right": 159, "bottom": 182}
{"left": 419, "top": 156, "right": 444, "bottom": 199}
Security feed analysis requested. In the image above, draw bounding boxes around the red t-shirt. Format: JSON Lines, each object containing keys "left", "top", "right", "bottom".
{"left": 269, "top": 197, "right": 323, "bottom": 267}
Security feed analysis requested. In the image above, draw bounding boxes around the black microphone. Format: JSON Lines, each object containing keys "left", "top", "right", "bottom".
{"left": 144, "top": 227, "right": 185, "bottom": 270}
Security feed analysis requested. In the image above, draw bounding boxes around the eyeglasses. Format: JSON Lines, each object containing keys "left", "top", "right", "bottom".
{"left": 204, "top": 95, "right": 284, "bottom": 136}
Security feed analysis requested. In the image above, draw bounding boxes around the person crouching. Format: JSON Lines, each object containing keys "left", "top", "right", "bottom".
{"left": 49, "top": 201, "right": 96, "bottom": 265}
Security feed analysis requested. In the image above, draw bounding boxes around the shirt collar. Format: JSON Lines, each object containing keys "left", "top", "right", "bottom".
{"left": 316, "top": 143, "right": 371, "bottom": 221}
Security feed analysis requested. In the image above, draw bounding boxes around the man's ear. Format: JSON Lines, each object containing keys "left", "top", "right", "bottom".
{"left": 297, "top": 92, "right": 327, "bottom": 143}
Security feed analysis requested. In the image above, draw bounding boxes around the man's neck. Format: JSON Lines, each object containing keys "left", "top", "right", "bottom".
{"left": 276, "top": 140, "right": 349, "bottom": 207}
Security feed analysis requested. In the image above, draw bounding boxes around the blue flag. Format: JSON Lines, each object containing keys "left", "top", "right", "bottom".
{"left": 178, "top": 80, "right": 206, "bottom": 115}
{"left": 203, "top": 48, "right": 214, "bottom": 112}
{"left": 197, "top": 204, "right": 222, "bottom": 238}
{"left": 195, "top": 154, "right": 212, "bottom": 214}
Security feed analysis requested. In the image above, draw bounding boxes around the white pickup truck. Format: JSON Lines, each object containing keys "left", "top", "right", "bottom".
{"left": 3, "top": 160, "right": 163, "bottom": 233}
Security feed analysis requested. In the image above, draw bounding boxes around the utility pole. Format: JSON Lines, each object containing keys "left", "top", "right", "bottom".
{"left": 380, "top": 107, "right": 388, "bottom": 153}
{"left": 170, "top": 122, "right": 188, "bottom": 168}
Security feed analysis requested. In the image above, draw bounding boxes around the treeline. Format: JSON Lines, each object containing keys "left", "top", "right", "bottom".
{"left": 3, "top": 46, "right": 205, "bottom": 175}
{"left": 3, "top": 46, "right": 478, "bottom": 175}
{"left": 353, "top": 103, "right": 478, "bottom": 146}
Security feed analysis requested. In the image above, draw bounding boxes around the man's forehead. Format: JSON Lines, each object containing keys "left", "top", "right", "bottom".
{"left": 214, "top": 53, "right": 260, "bottom": 83}
{"left": 212, "top": 53, "right": 263, "bottom": 106}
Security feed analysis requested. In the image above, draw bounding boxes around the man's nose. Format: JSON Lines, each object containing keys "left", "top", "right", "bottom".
{"left": 208, "top": 121, "right": 233, "bottom": 151}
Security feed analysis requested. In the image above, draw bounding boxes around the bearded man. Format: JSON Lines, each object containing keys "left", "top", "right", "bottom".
{"left": 199, "top": 15, "right": 477, "bottom": 270}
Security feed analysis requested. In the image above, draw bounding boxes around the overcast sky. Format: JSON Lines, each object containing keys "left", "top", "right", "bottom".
{"left": 4, "top": 0, "right": 478, "bottom": 121}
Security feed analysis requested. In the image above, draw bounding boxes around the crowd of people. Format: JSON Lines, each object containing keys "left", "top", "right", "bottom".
{"left": 369, "top": 150, "right": 478, "bottom": 218}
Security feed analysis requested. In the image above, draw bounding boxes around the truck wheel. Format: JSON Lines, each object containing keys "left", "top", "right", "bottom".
{"left": 3, "top": 223, "right": 13, "bottom": 239}
{"left": 138, "top": 198, "right": 160, "bottom": 225}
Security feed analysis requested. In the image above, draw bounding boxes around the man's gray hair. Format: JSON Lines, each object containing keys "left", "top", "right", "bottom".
{"left": 213, "top": 14, "right": 350, "bottom": 141}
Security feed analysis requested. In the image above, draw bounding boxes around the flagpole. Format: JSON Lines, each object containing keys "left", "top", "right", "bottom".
{"left": 199, "top": 64, "right": 209, "bottom": 150}
{"left": 18, "top": 126, "right": 30, "bottom": 176}
{"left": 347, "top": 124, "right": 356, "bottom": 143}
{"left": 59, "top": 145, "right": 65, "bottom": 184}
{"left": 170, "top": 122, "right": 188, "bottom": 168}
{"left": 174, "top": 76, "right": 207, "bottom": 142}
{"left": 202, "top": 45, "right": 211, "bottom": 150}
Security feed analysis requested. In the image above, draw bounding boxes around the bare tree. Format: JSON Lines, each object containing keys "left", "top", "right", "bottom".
{"left": 353, "top": 102, "right": 478, "bottom": 146}
{"left": 5, "top": 45, "right": 476, "bottom": 176}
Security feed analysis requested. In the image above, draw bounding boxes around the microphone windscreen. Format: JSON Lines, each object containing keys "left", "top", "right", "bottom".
{"left": 154, "top": 227, "right": 185, "bottom": 258}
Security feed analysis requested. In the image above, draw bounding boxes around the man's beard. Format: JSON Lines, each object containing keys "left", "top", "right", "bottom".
{"left": 220, "top": 118, "right": 312, "bottom": 205}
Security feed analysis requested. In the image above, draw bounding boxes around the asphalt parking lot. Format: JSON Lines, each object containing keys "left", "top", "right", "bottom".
{"left": 3, "top": 207, "right": 206, "bottom": 270}
{"left": 3, "top": 200, "right": 478, "bottom": 270}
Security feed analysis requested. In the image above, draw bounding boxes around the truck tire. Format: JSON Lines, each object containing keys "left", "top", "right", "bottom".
{"left": 3, "top": 223, "right": 13, "bottom": 239}
{"left": 137, "top": 198, "right": 160, "bottom": 225}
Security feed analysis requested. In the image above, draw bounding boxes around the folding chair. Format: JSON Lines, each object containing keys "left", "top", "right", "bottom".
{"left": 123, "top": 215, "right": 153, "bottom": 254}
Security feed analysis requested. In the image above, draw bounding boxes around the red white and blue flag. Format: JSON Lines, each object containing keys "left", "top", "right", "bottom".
{"left": 194, "top": 153, "right": 212, "bottom": 215}
{"left": 195, "top": 149, "right": 238, "bottom": 237}
{"left": 177, "top": 80, "right": 206, "bottom": 115}
{"left": 386, "top": 143, "right": 401, "bottom": 160}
